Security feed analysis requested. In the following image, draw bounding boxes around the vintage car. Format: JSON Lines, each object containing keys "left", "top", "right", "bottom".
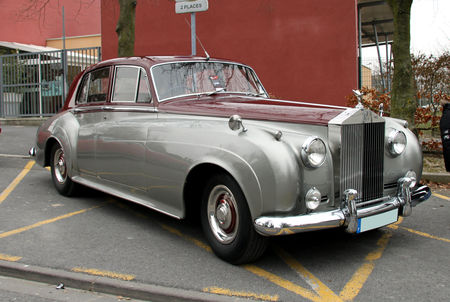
{"left": 30, "top": 56, "right": 431, "bottom": 264}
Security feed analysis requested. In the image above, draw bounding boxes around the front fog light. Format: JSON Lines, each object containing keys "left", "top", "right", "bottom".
{"left": 305, "top": 187, "right": 321, "bottom": 210}
{"left": 301, "top": 137, "right": 326, "bottom": 168}
{"left": 405, "top": 170, "right": 417, "bottom": 188}
{"left": 388, "top": 129, "right": 407, "bottom": 156}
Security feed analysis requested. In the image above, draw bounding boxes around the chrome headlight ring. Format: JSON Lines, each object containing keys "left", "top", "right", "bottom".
{"left": 388, "top": 129, "right": 407, "bottom": 156}
{"left": 301, "top": 136, "right": 327, "bottom": 168}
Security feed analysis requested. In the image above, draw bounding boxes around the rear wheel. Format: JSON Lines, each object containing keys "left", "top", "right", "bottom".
{"left": 201, "top": 173, "right": 268, "bottom": 264}
{"left": 50, "top": 143, "right": 77, "bottom": 196}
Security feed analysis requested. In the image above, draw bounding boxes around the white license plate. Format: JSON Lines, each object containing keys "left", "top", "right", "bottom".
{"left": 357, "top": 209, "right": 398, "bottom": 233}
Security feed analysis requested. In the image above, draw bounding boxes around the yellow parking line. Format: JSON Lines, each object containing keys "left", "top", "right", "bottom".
{"left": 275, "top": 247, "right": 342, "bottom": 301}
{"left": 0, "top": 204, "right": 105, "bottom": 239}
{"left": 243, "top": 264, "right": 321, "bottom": 302}
{"left": 0, "top": 160, "right": 35, "bottom": 205}
{"left": 0, "top": 253, "right": 22, "bottom": 262}
{"left": 72, "top": 267, "right": 135, "bottom": 281}
{"left": 433, "top": 193, "right": 450, "bottom": 201}
{"left": 160, "top": 223, "right": 212, "bottom": 253}
{"left": 388, "top": 216, "right": 450, "bottom": 243}
{"left": 203, "top": 287, "right": 279, "bottom": 301}
{"left": 397, "top": 226, "right": 450, "bottom": 243}
{"left": 339, "top": 231, "right": 392, "bottom": 301}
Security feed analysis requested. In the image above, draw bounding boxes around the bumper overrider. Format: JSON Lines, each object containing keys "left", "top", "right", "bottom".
{"left": 254, "top": 176, "right": 431, "bottom": 236}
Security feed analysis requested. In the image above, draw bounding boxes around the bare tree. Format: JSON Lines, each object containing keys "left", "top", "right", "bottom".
{"left": 386, "top": 0, "right": 416, "bottom": 131}
{"left": 116, "top": 0, "right": 136, "bottom": 57}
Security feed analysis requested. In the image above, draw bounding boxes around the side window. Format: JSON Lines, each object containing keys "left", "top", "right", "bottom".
{"left": 87, "top": 67, "right": 110, "bottom": 103}
{"left": 137, "top": 69, "right": 152, "bottom": 103}
{"left": 76, "top": 75, "right": 89, "bottom": 104}
{"left": 113, "top": 67, "right": 139, "bottom": 102}
{"left": 112, "top": 66, "right": 152, "bottom": 103}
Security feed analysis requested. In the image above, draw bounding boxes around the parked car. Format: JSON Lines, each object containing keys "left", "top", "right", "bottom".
{"left": 30, "top": 56, "right": 431, "bottom": 264}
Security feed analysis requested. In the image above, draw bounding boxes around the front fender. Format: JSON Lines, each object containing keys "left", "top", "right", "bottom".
{"left": 39, "top": 112, "right": 80, "bottom": 178}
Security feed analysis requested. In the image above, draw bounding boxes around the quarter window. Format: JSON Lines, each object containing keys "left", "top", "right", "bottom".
{"left": 112, "top": 66, "right": 152, "bottom": 103}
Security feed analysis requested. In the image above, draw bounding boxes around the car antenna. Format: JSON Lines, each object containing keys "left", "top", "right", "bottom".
{"left": 184, "top": 16, "right": 210, "bottom": 61}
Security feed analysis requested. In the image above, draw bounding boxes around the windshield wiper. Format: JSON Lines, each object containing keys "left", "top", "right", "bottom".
{"left": 244, "top": 92, "right": 266, "bottom": 97}
{"left": 203, "top": 88, "right": 226, "bottom": 96}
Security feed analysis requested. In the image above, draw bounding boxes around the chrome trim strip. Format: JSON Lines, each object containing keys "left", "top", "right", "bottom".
{"left": 268, "top": 99, "right": 348, "bottom": 110}
{"left": 254, "top": 178, "right": 430, "bottom": 236}
{"left": 72, "top": 106, "right": 157, "bottom": 114}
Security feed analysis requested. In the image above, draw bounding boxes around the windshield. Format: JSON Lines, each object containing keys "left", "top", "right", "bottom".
{"left": 151, "top": 62, "right": 267, "bottom": 101}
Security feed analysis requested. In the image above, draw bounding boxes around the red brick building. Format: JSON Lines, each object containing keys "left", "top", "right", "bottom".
{"left": 0, "top": 0, "right": 101, "bottom": 49}
{"left": 101, "top": 0, "right": 358, "bottom": 106}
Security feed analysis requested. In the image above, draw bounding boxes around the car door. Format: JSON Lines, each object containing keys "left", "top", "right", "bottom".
{"left": 74, "top": 66, "right": 112, "bottom": 180}
{"left": 95, "top": 65, "right": 155, "bottom": 195}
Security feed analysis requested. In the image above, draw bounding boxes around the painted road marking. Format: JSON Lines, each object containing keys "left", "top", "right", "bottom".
{"left": 160, "top": 223, "right": 212, "bottom": 253}
{"left": 72, "top": 267, "right": 135, "bottom": 281}
{"left": 0, "top": 204, "right": 106, "bottom": 239}
{"left": 109, "top": 191, "right": 448, "bottom": 301}
{"left": 244, "top": 264, "right": 321, "bottom": 302}
{"left": 395, "top": 226, "right": 450, "bottom": 243}
{"left": 0, "top": 160, "right": 35, "bottom": 205}
{"left": 0, "top": 253, "right": 22, "bottom": 262}
{"left": 388, "top": 216, "right": 450, "bottom": 243}
{"left": 275, "top": 247, "right": 342, "bottom": 301}
{"left": 433, "top": 193, "right": 450, "bottom": 201}
{"left": 339, "top": 231, "right": 392, "bottom": 301}
{"left": 203, "top": 287, "right": 279, "bottom": 301}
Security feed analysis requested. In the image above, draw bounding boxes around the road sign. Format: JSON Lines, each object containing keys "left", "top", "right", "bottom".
{"left": 175, "top": 0, "right": 208, "bottom": 14}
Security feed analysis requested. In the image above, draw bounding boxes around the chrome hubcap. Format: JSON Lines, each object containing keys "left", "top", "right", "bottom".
{"left": 53, "top": 147, "right": 67, "bottom": 184}
{"left": 207, "top": 185, "right": 239, "bottom": 244}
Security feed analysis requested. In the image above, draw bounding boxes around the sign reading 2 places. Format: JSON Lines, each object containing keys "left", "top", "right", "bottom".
{"left": 175, "top": 0, "right": 209, "bottom": 14}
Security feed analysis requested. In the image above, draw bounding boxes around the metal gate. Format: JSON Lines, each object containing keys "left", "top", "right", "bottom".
{"left": 0, "top": 47, "right": 101, "bottom": 118}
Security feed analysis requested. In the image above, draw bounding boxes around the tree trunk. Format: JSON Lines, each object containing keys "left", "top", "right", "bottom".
{"left": 386, "top": 0, "right": 416, "bottom": 130}
{"left": 116, "top": 0, "right": 136, "bottom": 57}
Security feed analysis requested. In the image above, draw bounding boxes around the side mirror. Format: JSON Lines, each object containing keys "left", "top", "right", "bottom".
{"left": 228, "top": 115, "right": 247, "bottom": 132}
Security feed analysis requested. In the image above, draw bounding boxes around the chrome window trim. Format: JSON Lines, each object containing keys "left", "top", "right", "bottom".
{"left": 76, "top": 66, "right": 111, "bottom": 105}
{"left": 112, "top": 65, "right": 142, "bottom": 103}
{"left": 76, "top": 73, "right": 91, "bottom": 105}
{"left": 150, "top": 60, "right": 268, "bottom": 102}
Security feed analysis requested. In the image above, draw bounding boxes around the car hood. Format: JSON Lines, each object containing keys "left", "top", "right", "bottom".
{"left": 158, "top": 95, "right": 346, "bottom": 126}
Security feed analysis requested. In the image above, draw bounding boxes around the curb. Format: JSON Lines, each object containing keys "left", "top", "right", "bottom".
{"left": 0, "top": 260, "right": 243, "bottom": 302}
{"left": 0, "top": 118, "right": 47, "bottom": 126}
{"left": 422, "top": 172, "right": 450, "bottom": 184}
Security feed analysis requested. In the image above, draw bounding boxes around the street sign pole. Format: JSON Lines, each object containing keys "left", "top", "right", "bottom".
{"left": 175, "top": 0, "right": 208, "bottom": 56}
{"left": 191, "top": 12, "right": 196, "bottom": 56}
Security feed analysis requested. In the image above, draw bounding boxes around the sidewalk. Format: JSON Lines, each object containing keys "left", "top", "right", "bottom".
{"left": 0, "top": 260, "right": 240, "bottom": 302}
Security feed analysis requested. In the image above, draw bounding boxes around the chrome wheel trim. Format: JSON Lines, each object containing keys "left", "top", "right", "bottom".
{"left": 207, "top": 185, "right": 239, "bottom": 244}
{"left": 53, "top": 147, "right": 67, "bottom": 184}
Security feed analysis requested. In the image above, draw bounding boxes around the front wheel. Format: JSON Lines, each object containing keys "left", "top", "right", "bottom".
{"left": 50, "top": 143, "right": 77, "bottom": 196}
{"left": 201, "top": 173, "right": 268, "bottom": 264}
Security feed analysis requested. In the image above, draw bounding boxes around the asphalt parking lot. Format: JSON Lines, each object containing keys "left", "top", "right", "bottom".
{"left": 1, "top": 125, "right": 449, "bottom": 302}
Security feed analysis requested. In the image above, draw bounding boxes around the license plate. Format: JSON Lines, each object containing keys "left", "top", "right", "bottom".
{"left": 357, "top": 209, "right": 398, "bottom": 233}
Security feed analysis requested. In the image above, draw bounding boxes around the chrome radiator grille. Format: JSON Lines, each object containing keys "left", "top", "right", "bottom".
{"left": 340, "top": 122, "right": 385, "bottom": 203}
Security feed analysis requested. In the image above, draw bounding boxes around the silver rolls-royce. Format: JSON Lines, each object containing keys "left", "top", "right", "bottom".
{"left": 30, "top": 56, "right": 431, "bottom": 264}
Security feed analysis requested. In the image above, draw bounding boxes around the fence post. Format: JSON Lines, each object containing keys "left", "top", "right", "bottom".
{"left": 38, "top": 53, "right": 43, "bottom": 117}
{"left": 0, "top": 56, "right": 3, "bottom": 118}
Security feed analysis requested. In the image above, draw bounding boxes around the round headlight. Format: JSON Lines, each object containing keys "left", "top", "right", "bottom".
{"left": 305, "top": 187, "right": 321, "bottom": 210}
{"left": 301, "top": 137, "right": 326, "bottom": 168}
{"left": 388, "top": 130, "right": 407, "bottom": 156}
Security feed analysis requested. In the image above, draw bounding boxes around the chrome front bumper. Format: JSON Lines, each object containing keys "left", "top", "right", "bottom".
{"left": 254, "top": 177, "right": 431, "bottom": 236}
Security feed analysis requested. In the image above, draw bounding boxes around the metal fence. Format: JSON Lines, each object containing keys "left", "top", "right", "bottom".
{"left": 0, "top": 47, "right": 101, "bottom": 118}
